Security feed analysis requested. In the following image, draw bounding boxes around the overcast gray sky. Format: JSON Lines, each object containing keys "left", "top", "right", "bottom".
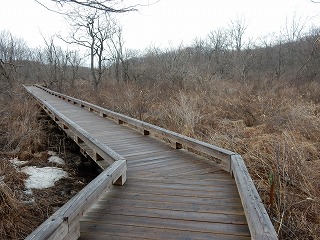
{"left": 1, "top": 0, "right": 320, "bottom": 51}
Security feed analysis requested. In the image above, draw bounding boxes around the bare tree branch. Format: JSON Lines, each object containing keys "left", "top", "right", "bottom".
{"left": 53, "top": 0, "right": 136, "bottom": 12}
{"left": 34, "top": 0, "right": 139, "bottom": 13}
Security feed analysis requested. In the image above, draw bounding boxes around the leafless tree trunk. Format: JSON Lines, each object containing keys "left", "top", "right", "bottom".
{"left": 61, "top": 9, "right": 116, "bottom": 90}
{"left": 0, "top": 30, "right": 27, "bottom": 90}
{"left": 228, "top": 17, "right": 247, "bottom": 52}
{"left": 66, "top": 50, "right": 83, "bottom": 88}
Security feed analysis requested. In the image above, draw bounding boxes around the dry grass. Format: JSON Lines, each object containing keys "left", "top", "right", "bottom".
{"left": 0, "top": 88, "right": 98, "bottom": 239}
{"left": 0, "top": 89, "right": 47, "bottom": 154}
{"left": 73, "top": 78, "right": 320, "bottom": 239}
{"left": 0, "top": 158, "right": 41, "bottom": 239}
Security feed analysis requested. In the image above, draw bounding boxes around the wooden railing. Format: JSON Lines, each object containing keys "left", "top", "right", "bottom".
{"left": 24, "top": 85, "right": 127, "bottom": 240}
{"left": 25, "top": 85, "right": 278, "bottom": 239}
{"left": 25, "top": 160, "right": 126, "bottom": 240}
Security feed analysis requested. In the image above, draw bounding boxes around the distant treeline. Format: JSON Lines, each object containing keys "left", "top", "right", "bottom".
{"left": 1, "top": 23, "right": 320, "bottom": 92}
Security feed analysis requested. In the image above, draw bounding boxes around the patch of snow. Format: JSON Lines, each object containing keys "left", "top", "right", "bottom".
{"left": 9, "top": 157, "right": 28, "bottom": 166}
{"left": 23, "top": 199, "right": 35, "bottom": 204}
{"left": 22, "top": 166, "right": 68, "bottom": 189}
{"left": 48, "top": 151, "right": 57, "bottom": 156}
{"left": 21, "top": 189, "right": 35, "bottom": 204}
{"left": 24, "top": 189, "right": 33, "bottom": 195}
{"left": 48, "top": 156, "right": 65, "bottom": 165}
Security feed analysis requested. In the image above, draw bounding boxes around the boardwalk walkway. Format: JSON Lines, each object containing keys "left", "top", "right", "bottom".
{"left": 25, "top": 85, "right": 277, "bottom": 240}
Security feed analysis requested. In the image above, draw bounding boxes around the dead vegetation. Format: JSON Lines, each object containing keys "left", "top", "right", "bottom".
{"left": 73, "top": 78, "right": 320, "bottom": 239}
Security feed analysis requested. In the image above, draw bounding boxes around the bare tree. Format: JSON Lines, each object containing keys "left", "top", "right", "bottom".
{"left": 283, "top": 13, "right": 307, "bottom": 42}
{"left": 0, "top": 30, "right": 27, "bottom": 90}
{"left": 228, "top": 17, "right": 247, "bottom": 52}
{"left": 61, "top": 9, "right": 117, "bottom": 90}
{"left": 108, "top": 25, "right": 127, "bottom": 82}
{"left": 66, "top": 50, "right": 83, "bottom": 87}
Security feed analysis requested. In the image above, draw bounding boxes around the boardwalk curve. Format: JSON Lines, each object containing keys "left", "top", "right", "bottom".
{"left": 24, "top": 85, "right": 277, "bottom": 240}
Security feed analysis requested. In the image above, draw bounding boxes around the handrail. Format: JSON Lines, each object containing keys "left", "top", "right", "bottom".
{"left": 25, "top": 160, "right": 126, "bottom": 240}
{"left": 26, "top": 85, "right": 278, "bottom": 239}
{"left": 231, "top": 155, "right": 278, "bottom": 239}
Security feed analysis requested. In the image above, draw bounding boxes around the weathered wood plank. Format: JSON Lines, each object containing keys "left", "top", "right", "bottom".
{"left": 81, "top": 213, "right": 250, "bottom": 234}
{"left": 231, "top": 155, "right": 278, "bottom": 239}
{"left": 79, "top": 225, "right": 251, "bottom": 240}
{"left": 99, "top": 188, "right": 244, "bottom": 206}
{"left": 93, "top": 197, "right": 245, "bottom": 214}
{"left": 80, "top": 219, "right": 250, "bottom": 239}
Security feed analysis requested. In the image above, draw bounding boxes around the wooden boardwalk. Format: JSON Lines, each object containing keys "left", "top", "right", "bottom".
{"left": 25, "top": 85, "right": 277, "bottom": 240}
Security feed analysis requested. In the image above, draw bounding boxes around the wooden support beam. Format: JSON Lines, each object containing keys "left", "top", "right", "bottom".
{"left": 75, "top": 136, "right": 84, "bottom": 144}
{"left": 171, "top": 142, "right": 182, "bottom": 149}
{"left": 100, "top": 112, "right": 107, "bottom": 118}
{"left": 94, "top": 152, "right": 103, "bottom": 161}
{"left": 113, "top": 171, "right": 126, "bottom": 186}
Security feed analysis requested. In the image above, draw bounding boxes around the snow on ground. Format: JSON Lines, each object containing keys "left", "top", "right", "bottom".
{"left": 48, "top": 150, "right": 57, "bottom": 156}
{"left": 48, "top": 156, "right": 65, "bottom": 165}
{"left": 9, "top": 157, "right": 28, "bottom": 166}
{"left": 22, "top": 166, "right": 68, "bottom": 189}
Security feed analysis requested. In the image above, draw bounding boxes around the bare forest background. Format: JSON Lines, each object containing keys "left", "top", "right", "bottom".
{"left": 1, "top": 7, "right": 320, "bottom": 239}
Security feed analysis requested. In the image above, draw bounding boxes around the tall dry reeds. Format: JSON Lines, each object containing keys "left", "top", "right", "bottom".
{"left": 0, "top": 158, "right": 41, "bottom": 239}
{"left": 0, "top": 89, "right": 47, "bottom": 154}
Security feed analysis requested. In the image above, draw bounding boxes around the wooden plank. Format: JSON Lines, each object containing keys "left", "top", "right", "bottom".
{"left": 231, "top": 155, "right": 278, "bottom": 239}
{"left": 79, "top": 224, "right": 251, "bottom": 240}
{"left": 117, "top": 181, "right": 238, "bottom": 193}
{"left": 125, "top": 176, "right": 236, "bottom": 186}
{"left": 25, "top": 217, "right": 66, "bottom": 240}
{"left": 93, "top": 197, "right": 245, "bottom": 214}
{"left": 95, "top": 185, "right": 241, "bottom": 199}
{"left": 81, "top": 213, "right": 250, "bottom": 234}
{"left": 62, "top": 220, "right": 80, "bottom": 240}
{"left": 127, "top": 156, "right": 221, "bottom": 172}
{"left": 99, "top": 188, "right": 243, "bottom": 206}
{"left": 81, "top": 218, "right": 250, "bottom": 238}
